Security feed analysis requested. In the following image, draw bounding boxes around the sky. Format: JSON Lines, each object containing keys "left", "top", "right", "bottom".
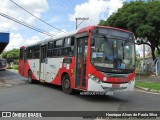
{"left": 0, "top": 0, "right": 143, "bottom": 54}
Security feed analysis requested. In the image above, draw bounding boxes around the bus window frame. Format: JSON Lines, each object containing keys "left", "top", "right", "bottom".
{"left": 47, "top": 36, "right": 75, "bottom": 58}
{"left": 19, "top": 48, "right": 24, "bottom": 59}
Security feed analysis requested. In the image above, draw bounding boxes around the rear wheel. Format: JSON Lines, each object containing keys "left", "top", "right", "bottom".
{"left": 62, "top": 74, "right": 72, "bottom": 94}
{"left": 28, "top": 71, "right": 34, "bottom": 84}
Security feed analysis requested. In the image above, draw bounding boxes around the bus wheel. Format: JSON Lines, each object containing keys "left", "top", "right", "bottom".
{"left": 28, "top": 71, "right": 34, "bottom": 84}
{"left": 62, "top": 74, "right": 72, "bottom": 94}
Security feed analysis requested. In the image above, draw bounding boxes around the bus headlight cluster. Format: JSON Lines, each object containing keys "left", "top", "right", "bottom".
{"left": 88, "top": 74, "right": 101, "bottom": 84}
{"left": 128, "top": 78, "right": 135, "bottom": 84}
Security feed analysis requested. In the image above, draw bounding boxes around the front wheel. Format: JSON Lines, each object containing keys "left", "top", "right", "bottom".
{"left": 62, "top": 74, "right": 72, "bottom": 94}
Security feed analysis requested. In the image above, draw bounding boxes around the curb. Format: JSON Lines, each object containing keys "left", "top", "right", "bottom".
{"left": 7, "top": 69, "right": 18, "bottom": 74}
{"left": 135, "top": 86, "right": 160, "bottom": 93}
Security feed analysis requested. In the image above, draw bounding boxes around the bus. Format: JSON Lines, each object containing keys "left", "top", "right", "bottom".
{"left": 18, "top": 26, "right": 136, "bottom": 94}
{"left": 0, "top": 58, "right": 6, "bottom": 71}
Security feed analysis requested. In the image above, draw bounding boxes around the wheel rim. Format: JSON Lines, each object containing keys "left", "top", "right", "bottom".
{"left": 64, "top": 79, "right": 70, "bottom": 89}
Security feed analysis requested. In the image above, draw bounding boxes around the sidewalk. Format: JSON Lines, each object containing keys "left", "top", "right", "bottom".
{"left": 136, "top": 75, "right": 160, "bottom": 83}
{"left": 0, "top": 69, "right": 28, "bottom": 88}
{"left": 135, "top": 73, "right": 160, "bottom": 93}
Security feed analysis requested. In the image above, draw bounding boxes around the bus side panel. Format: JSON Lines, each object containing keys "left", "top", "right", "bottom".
{"left": 45, "top": 58, "right": 64, "bottom": 83}
{"left": 51, "top": 68, "right": 69, "bottom": 85}
{"left": 18, "top": 59, "right": 23, "bottom": 76}
{"left": 23, "top": 60, "right": 37, "bottom": 80}
{"left": 23, "top": 60, "right": 30, "bottom": 78}
{"left": 69, "top": 57, "right": 75, "bottom": 89}
{"left": 50, "top": 57, "right": 75, "bottom": 89}
{"left": 28, "top": 59, "right": 40, "bottom": 80}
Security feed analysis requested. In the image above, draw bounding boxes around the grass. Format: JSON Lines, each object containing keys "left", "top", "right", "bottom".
{"left": 6, "top": 65, "right": 18, "bottom": 70}
{"left": 11, "top": 65, "right": 18, "bottom": 70}
{"left": 136, "top": 81, "right": 160, "bottom": 90}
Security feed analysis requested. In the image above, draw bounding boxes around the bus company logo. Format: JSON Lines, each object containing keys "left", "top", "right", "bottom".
{"left": 50, "top": 64, "right": 56, "bottom": 69}
{"left": 1, "top": 112, "right": 42, "bottom": 118}
{"left": 33, "top": 63, "right": 36, "bottom": 68}
{"left": 2, "top": 112, "right": 11, "bottom": 117}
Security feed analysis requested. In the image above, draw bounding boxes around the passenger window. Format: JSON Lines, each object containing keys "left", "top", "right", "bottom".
{"left": 64, "top": 38, "right": 71, "bottom": 47}
{"left": 48, "top": 41, "right": 54, "bottom": 49}
{"left": 55, "top": 39, "right": 63, "bottom": 48}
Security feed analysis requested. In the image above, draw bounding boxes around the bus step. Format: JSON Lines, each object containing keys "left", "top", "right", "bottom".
{"left": 40, "top": 80, "right": 45, "bottom": 83}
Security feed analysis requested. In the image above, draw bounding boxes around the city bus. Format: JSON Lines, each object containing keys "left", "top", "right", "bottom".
{"left": 18, "top": 26, "right": 136, "bottom": 94}
{"left": 0, "top": 58, "right": 6, "bottom": 71}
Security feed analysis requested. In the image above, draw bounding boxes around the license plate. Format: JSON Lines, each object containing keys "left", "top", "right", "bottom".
{"left": 112, "top": 84, "right": 120, "bottom": 88}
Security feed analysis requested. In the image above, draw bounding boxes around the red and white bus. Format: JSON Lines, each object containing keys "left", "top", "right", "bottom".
{"left": 0, "top": 59, "right": 6, "bottom": 71}
{"left": 18, "top": 26, "right": 136, "bottom": 94}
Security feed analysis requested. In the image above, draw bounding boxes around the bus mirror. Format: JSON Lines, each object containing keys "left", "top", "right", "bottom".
{"left": 90, "top": 38, "right": 95, "bottom": 46}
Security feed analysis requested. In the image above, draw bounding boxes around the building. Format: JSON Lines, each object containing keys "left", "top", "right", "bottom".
{"left": 0, "top": 33, "right": 10, "bottom": 54}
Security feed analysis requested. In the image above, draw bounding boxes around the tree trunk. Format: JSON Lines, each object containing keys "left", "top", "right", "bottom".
{"left": 156, "top": 46, "right": 160, "bottom": 55}
{"left": 151, "top": 46, "right": 156, "bottom": 63}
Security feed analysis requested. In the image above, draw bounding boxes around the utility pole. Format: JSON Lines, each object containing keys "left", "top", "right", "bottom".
{"left": 143, "top": 44, "right": 145, "bottom": 71}
{"left": 75, "top": 17, "right": 89, "bottom": 30}
{"left": 143, "top": 44, "right": 145, "bottom": 60}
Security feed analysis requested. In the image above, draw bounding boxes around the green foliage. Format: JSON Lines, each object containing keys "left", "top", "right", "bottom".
{"left": 12, "top": 65, "right": 18, "bottom": 70}
{"left": 6, "top": 66, "right": 12, "bottom": 69}
{"left": 1, "top": 49, "right": 20, "bottom": 63}
{"left": 99, "top": 0, "right": 160, "bottom": 61}
{"left": 155, "top": 48, "right": 160, "bottom": 57}
{"left": 136, "top": 51, "right": 140, "bottom": 67}
{"left": 136, "top": 82, "right": 160, "bottom": 90}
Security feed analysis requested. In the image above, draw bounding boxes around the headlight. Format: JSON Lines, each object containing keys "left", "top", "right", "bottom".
{"left": 88, "top": 74, "right": 101, "bottom": 84}
{"left": 128, "top": 78, "right": 135, "bottom": 84}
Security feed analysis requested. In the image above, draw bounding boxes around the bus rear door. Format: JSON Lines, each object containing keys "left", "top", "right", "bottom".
{"left": 40, "top": 45, "right": 47, "bottom": 81}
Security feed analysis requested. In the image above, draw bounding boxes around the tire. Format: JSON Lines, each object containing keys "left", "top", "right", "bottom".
{"left": 28, "top": 71, "right": 34, "bottom": 84}
{"left": 62, "top": 74, "right": 72, "bottom": 94}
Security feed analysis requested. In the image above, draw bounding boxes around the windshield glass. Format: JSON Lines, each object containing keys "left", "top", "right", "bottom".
{"left": 91, "top": 36, "right": 135, "bottom": 72}
{"left": 0, "top": 60, "right": 6, "bottom": 66}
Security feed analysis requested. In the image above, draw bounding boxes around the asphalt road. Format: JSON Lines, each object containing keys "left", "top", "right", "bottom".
{"left": 0, "top": 70, "right": 160, "bottom": 120}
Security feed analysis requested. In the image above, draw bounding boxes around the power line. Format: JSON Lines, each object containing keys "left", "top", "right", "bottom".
{"left": 55, "top": 0, "right": 72, "bottom": 13}
{"left": 9, "top": 0, "right": 65, "bottom": 33}
{"left": 0, "top": 12, "right": 55, "bottom": 37}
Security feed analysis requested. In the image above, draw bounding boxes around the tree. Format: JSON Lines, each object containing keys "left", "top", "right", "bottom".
{"left": 99, "top": 0, "right": 160, "bottom": 61}
{"left": 146, "top": 45, "right": 152, "bottom": 58}
{"left": 1, "top": 48, "right": 20, "bottom": 63}
{"left": 136, "top": 51, "right": 141, "bottom": 68}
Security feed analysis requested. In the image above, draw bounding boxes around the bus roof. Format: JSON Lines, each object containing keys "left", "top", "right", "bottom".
{"left": 21, "top": 25, "right": 133, "bottom": 48}
{"left": 23, "top": 30, "right": 78, "bottom": 48}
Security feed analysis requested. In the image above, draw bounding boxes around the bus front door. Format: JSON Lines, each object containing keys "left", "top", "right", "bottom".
{"left": 40, "top": 46, "right": 47, "bottom": 81}
{"left": 75, "top": 38, "right": 88, "bottom": 89}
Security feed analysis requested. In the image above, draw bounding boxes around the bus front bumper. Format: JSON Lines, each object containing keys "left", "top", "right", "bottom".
{"left": 87, "top": 78, "right": 135, "bottom": 92}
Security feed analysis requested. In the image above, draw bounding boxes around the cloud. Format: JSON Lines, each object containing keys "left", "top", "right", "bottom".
{"left": 69, "top": 0, "right": 125, "bottom": 29}
{"left": 0, "top": 0, "right": 49, "bottom": 31}
{"left": 38, "top": 28, "right": 67, "bottom": 41}
{"left": 5, "top": 33, "right": 41, "bottom": 51}
{"left": 69, "top": 0, "right": 108, "bottom": 28}
{"left": 47, "top": 16, "right": 62, "bottom": 24}
{"left": 107, "top": 0, "right": 124, "bottom": 16}
{"left": 5, "top": 28, "right": 68, "bottom": 51}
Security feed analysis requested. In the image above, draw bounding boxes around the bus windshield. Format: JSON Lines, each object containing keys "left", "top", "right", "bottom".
{"left": 91, "top": 34, "right": 135, "bottom": 73}
{"left": 0, "top": 59, "right": 6, "bottom": 67}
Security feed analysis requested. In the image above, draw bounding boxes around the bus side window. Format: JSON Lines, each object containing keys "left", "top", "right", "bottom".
{"left": 62, "top": 37, "right": 75, "bottom": 56}
{"left": 24, "top": 49, "right": 27, "bottom": 63}
{"left": 19, "top": 49, "right": 23, "bottom": 59}
{"left": 55, "top": 39, "right": 63, "bottom": 48}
